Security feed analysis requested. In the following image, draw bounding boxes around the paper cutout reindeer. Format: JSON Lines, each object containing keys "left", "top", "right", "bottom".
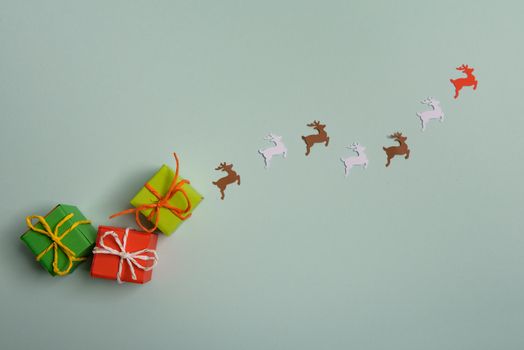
{"left": 383, "top": 132, "right": 410, "bottom": 167}
{"left": 258, "top": 133, "right": 287, "bottom": 168}
{"left": 416, "top": 97, "right": 444, "bottom": 131}
{"left": 301, "top": 120, "right": 330, "bottom": 156}
{"left": 340, "top": 142, "right": 368, "bottom": 177}
{"left": 212, "top": 162, "right": 241, "bottom": 200}
{"left": 450, "top": 64, "right": 478, "bottom": 99}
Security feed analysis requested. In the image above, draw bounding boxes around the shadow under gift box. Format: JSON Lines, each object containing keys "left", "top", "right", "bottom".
{"left": 90, "top": 226, "right": 158, "bottom": 284}
{"left": 129, "top": 164, "right": 203, "bottom": 235}
{"left": 20, "top": 204, "right": 97, "bottom": 276}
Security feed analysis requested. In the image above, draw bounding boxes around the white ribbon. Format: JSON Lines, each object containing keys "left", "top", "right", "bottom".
{"left": 93, "top": 228, "right": 158, "bottom": 284}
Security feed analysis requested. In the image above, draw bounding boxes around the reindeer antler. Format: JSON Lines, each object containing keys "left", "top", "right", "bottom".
{"left": 215, "top": 162, "right": 227, "bottom": 170}
{"left": 389, "top": 132, "right": 403, "bottom": 139}
{"left": 457, "top": 64, "right": 469, "bottom": 70}
{"left": 307, "top": 120, "right": 321, "bottom": 127}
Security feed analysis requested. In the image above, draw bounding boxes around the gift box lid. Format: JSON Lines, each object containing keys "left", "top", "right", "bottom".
{"left": 91, "top": 226, "right": 159, "bottom": 284}
{"left": 20, "top": 204, "right": 97, "bottom": 275}
{"left": 130, "top": 164, "right": 203, "bottom": 235}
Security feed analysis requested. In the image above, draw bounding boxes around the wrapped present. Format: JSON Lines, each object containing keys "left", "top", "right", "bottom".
{"left": 20, "top": 204, "right": 97, "bottom": 276}
{"left": 91, "top": 226, "right": 158, "bottom": 284}
{"left": 110, "top": 153, "right": 203, "bottom": 236}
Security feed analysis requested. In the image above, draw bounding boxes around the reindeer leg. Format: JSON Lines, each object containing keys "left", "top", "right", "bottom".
{"left": 220, "top": 188, "right": 225, "bottom": 200}
{"left": 325, "top": 137, "right": 330, "bottom": 147}
{"left": 236, "top": 175, "right": 241, "bottom": 185}
{"left": 383, "top": 147, "right": 390, "bottom": 167}
{"left": 450, "top": 79, "right": 459, "bottom": 99}
{"left": 405, "top": 149, "right": 410, "bottom": 159}
{"left": 473, "top": 81, "right": 478, "bottom": 90}
{"left": 305, "top": 144, "right": 311, "bottom": 156}
{"left": 385, "top": 156, "right": 391, "bottom": 167}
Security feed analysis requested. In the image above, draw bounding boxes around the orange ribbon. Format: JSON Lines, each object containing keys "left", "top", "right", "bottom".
{"left": 110, "top": 153, "right": 192, "bottom": 233}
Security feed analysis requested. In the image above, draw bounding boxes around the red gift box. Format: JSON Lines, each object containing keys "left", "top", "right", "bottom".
{"left": 91, "top": 226, "right": 158, "bottom": 284}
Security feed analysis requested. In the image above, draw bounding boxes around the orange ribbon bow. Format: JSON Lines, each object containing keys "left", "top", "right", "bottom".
{"left": 110, "top": 153, "right": 192, "bottom": 233}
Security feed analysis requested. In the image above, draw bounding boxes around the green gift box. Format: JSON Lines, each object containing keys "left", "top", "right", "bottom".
{"left": 20, "top": 204, "right": 97, "bottom": 276}
{"left": 128, "top": 163, "right": 203, "bottom": 236}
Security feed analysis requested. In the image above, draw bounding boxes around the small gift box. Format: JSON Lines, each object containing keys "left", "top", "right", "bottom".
{"left": 110, "top": 153, "right": 203, "bottom": 236}
{"left": 91, "top": 226, "right": 158, "bottom": 284}
{"left": 20, "top": 204, "right": 97, "bottom": 276}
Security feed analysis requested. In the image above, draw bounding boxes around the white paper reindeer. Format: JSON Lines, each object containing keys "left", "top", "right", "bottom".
{"left": 416, "top": 97, "right": 444, "bottom": 131}
{"left": 258, "top": 133, "right": 287, "bottom": 168}
{"left": 340, "top": 142, "right": 368, "bottom": 177}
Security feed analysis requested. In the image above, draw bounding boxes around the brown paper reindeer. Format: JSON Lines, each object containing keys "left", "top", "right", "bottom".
{"left": 301, "top": 120, "right": 330, "bottom": 156}
{"left": 383, "top": 132, "right": 410, "bottom": 167}
{"left": 212, "top": 162, "right": 240, "bottom": 200}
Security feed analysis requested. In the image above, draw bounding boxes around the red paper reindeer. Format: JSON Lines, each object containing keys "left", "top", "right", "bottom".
{"left": 301, "top": 120, "right": 330, "bottom": 156}
{"left": 383, "top": 132, "right": 410, "bottom": 167}
{"left": 450, "top": 64, "right": 478, "bottom": 99}
{"left": 212, "top": 162, "right": 240, "bottom": 200}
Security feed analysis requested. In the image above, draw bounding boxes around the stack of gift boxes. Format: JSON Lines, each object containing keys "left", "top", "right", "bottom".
{"left": 20, "top": 153, "right": 203, "bottom": 284}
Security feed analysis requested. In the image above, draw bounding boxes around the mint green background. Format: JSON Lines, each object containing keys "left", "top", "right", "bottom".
{"left": 1, "top": 1, "right": 523, "bottom": 349}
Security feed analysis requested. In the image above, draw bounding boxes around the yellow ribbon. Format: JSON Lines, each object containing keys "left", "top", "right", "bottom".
{"left": 26, "top": 213, "right": 91, "bottom": 276}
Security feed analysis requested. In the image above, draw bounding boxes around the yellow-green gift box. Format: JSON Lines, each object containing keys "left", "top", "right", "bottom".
{"left": 20, "top": 204, "right": 97, "bottom": 276}
{"left": 127, "top": 164, "right": 203, "bottom": 236}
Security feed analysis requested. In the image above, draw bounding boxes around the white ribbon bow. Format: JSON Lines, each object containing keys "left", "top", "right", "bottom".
{"left": 93, "top": 228, "right": 158, "bottom": 284}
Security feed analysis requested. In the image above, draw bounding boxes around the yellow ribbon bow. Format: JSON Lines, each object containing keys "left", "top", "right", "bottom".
{"left": 26, "top": 213, "right": 91, "bottom": 276}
